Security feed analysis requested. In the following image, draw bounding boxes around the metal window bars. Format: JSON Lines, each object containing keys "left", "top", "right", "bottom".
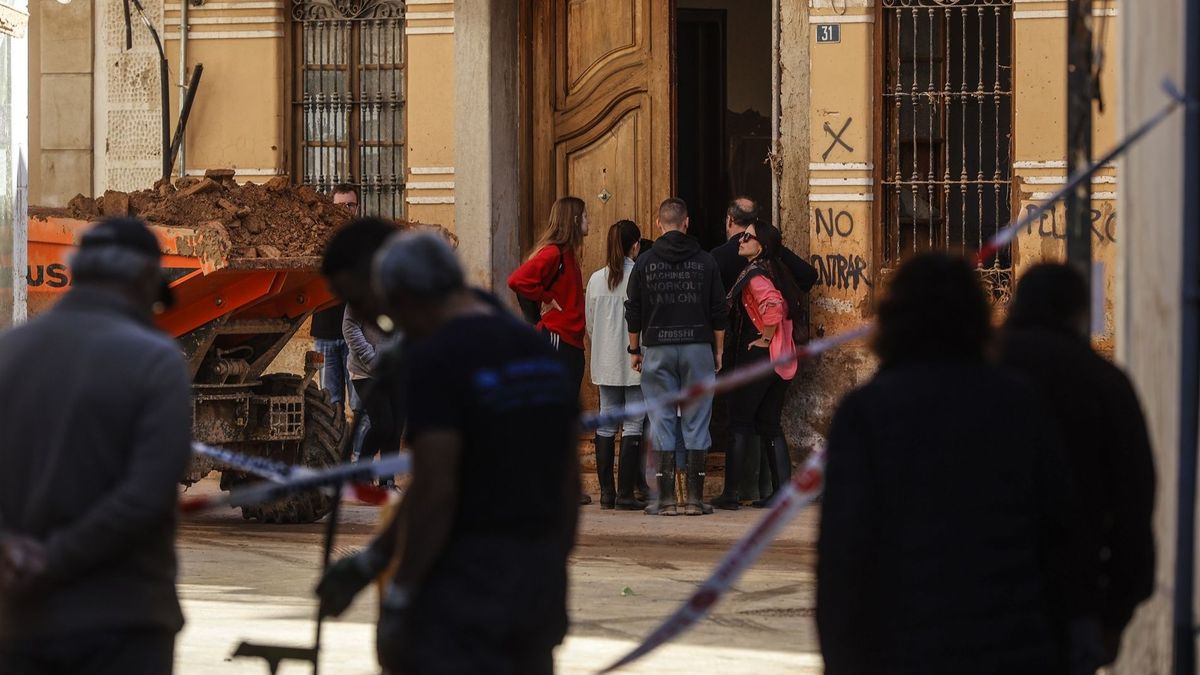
{"left": 881, "top": 0, "right": 1015, "bottom": 303}
{"left": 292, "top": 0, "right": 406, "bottom": 220}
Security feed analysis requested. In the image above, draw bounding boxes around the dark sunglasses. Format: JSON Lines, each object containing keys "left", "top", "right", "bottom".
{"left": 740, "top": 231, "right": 758, "bottom": 243}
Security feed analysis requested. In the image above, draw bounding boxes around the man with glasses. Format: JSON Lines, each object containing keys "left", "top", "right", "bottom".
{"left": 331, "top": 183, "right": 359, "bottom": 217}
{"left": 310, "top": 183, "right": 362, "bottom": 424}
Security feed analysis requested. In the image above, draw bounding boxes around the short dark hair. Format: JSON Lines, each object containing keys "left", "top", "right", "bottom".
{"left": 658, "top": 198, "right": 688, "bottom": 226}
{"left": 332, "top": 183, "right": 357, "bottom": 196}
{"left": 321, "top": 217, "right": 399, "bottom": 279}
{"left": 873, "top": 253, "right": 992, "bottom": 367}
{"left": 727, "top": 197, "right": 758, "bottom": 225}
{"left": 1006, "top": 263, "right": 1088, "bottom": 333}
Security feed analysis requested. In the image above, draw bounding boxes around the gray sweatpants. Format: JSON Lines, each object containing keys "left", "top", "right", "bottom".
{"left": 640, "top": 343, "right": 716, "bottom": 453}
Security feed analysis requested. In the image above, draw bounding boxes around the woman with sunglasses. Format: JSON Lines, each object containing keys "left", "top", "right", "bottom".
{"left": 712, "top": 221, "right": 804, "bottom": 509}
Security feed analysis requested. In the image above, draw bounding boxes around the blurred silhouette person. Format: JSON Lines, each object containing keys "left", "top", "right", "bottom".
{"left": 818, "top": 253, "right": 1071, "bottom": 675}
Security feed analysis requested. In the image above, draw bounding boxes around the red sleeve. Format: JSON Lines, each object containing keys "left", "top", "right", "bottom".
{"left": 749, "top": 275, "right": 786, "bottom": 326}
{"left": 507, "top": 245, "right": 559, "bottom": 303}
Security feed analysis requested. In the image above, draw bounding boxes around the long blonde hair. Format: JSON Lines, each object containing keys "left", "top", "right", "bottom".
{"left": 531, "top": 196, "right": 586, "bottom": 260}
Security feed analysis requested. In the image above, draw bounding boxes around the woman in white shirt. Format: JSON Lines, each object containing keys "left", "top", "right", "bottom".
{"left": 585, "top": 220, "right": 646, "bottom": 510}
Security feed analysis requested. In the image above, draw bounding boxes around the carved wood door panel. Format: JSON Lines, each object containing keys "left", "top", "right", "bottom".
{"left": 529, "top": 0, "right": 671, "bottom": 416}
{"left": 531, "top": 0, "right": 673, "bottom": 279}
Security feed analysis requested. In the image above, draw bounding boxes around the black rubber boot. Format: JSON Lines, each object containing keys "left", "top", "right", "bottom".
{"left": 634, "top": 423, "right": 651, "bottom": 502}
{"left": 738, "top": 435, "right": 763, "bottom": 502}
{"left": 595, "top": 434, "right": 617, "bottom": 509}
{"left": 753, "top": 435, "right": 793, "bottom": 508}
{"left": 644, "top": 452, "right": 678, "bottom": 516}
{"left": 615, "top": 436, "right": 647, "bottom": 510}
{"left": 684, "top": 450, "right": 712, "bottom": 516}
{"left": 751, "top": 442, "right": 771, "bottom": 505}
{"left": 710, "top": 433, "right": 750, "bottom": 510}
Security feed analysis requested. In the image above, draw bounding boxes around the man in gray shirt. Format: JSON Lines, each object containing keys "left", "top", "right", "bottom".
{"left": 0, "top": 218, "right": 192, "bottom": 673}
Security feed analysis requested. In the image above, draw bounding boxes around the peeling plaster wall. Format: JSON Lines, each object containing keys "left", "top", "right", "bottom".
{"left": 779, "top": 0, "right": 878, "bottom": 457}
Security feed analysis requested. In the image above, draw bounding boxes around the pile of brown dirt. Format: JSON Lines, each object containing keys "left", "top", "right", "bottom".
{"left": 62, "top": 171, "right": 351, "bottom": 258}
{"left": 49, "top": 170, "right": 456, "bottom": 259}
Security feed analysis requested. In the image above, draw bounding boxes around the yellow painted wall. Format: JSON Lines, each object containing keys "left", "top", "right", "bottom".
{"left": 803, "top": 1, "right": 1122, "bottom": 343}
{"left": 1011, "top": 2, "right": 1120, "bottom": 344}
{"left": 164, "top": 37, "right": 285, "bottom": 176}
{"left": 151, "top": 0, "right": 462, "bottom": 238}
{"left": 806, "top": 6, "right": 875, "bottom": 338}
{"left": 788, "top": 0, "right": 1123, "bottom": 445}
{"left": 403, "top": 4, "right": 456, "bottom": 230}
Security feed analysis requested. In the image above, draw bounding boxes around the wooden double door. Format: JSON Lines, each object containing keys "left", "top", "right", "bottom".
{"left": 528, "top": 0, "right": 673, "bottom": 278}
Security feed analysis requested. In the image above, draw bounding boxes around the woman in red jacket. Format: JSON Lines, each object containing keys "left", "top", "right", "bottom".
{"left": 508, "top": 197, "right": 591, "bottom": 503}
{"left": 508, "top": 196, "right": 589, "bottom": 387}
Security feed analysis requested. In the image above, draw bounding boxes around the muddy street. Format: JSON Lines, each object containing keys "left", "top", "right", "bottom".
{"left": 175, "top": 478, "right": 824, "bottom": 674}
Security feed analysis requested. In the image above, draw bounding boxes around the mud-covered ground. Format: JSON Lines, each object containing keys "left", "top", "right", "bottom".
{"left": 175, "top": 476, "right": 824, "bottom": 674}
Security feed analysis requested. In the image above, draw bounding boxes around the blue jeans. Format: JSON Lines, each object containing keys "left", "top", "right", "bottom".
{"left": 640, "top": 344, "right": 715, "bottom": 453}
{"left": 596, "top": 385, "right": 644, "bottom": 438}
{"left": 315, "top": 338, "right": 353, "bottom": 408}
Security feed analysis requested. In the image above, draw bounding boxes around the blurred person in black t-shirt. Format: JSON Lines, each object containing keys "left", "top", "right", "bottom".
{"left": 317, "top": 230, "right": 579, "bottom": 675}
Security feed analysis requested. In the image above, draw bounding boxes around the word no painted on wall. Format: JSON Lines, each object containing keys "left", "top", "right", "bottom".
{"left": 814, "top": 208, "right": 855, "bottom": 239}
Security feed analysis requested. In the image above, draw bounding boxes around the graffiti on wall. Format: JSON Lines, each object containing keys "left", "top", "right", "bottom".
{"left": 810, "top": 253, "right": 873, "bottom": 291}
{"left": 821, "top": 117, "right": 854, "bottom": 161}
{"left": 1022, "top": 202, "right": 1117, "bottom": 243}
{"left": 813, "top": 208, "right": 855, "bottom": 238}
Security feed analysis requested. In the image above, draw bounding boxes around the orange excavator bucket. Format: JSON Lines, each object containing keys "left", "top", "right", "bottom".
{"left": 26, "top": 215, "right": 337, "bottom": 338}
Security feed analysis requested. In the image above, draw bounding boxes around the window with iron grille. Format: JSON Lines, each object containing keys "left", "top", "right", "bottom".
{"left": 880, "top": 0, "right": 1015, "bottom": 303}
{"left": 291, "top": 0, "right": 406, "bottom": 219}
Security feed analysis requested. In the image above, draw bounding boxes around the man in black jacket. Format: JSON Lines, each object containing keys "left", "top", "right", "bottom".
{"left": 711, "top": 196, "right": 818, "bottom": 294}
{"left": 999, "top": 263, "right": 1155, "bottom": 673}
{"left": 626, "top": 198, "right": 728, "bottom": 516}
{"left": 0, "top": 218, "right": 192, "bottom": 674}
{"left": 311, "top": 183, "right": 361, "bottom": 412}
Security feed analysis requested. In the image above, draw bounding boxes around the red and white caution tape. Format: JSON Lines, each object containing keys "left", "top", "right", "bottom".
{"left": 192, "top": 442, "right": 296, "bottom": 482}
{"left": 180, "top": 453, "right": 409, "bottom": 514}
{"left": 593, "top": 94, "right": 1184, "bottom": 669}
{"left": 190, "top": 442, "right": 393, "bottom": 507}
{"left": 582, "top": 326, "right": 871, "bottom": 432}
{"left": 599, "top": 449, "right": 827, "bottom": 673}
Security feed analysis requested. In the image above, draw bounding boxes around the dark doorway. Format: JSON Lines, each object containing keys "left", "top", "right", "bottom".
{"left": 675, "top": 2, "right": 775, "bottom": 252}
{"left": 675, "top": 8, "right": 727, "bottom": 251}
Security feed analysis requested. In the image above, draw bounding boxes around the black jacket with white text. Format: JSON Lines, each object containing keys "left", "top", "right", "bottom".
{"left": 625, "top": 230, "right": 728, "bottom": 347}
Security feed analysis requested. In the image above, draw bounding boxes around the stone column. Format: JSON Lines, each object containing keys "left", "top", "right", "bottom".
{"left": 35, "top": 0, "right": 92, "bottom": 206}
{"left": 1117, "top": 2, "right": 1193, "bottom": 671}
{"left": 453, "top": 0, "right": 520, "bottom": 294}
{"left": 0, "top": 0, "right": 28, "bottom": 329}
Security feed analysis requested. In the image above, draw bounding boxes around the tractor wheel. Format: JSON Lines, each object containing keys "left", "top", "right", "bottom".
{"left": 237, "top": 374, "right": 347, "bottom": 524}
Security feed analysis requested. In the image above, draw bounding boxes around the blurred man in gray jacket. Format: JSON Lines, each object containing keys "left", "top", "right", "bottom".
{"left": 0, "top": 218, "right": 192, "bottom": 674}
